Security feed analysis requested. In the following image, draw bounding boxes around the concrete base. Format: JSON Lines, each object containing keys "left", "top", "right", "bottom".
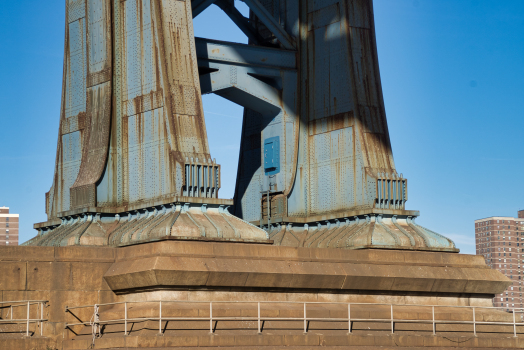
{"left": 0, "top": 242, "right": 516, "bottom": 349}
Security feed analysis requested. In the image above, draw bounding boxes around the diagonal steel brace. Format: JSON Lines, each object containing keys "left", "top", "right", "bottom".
{"left": 241, "top": 0, "right": 296, "bottom": 49}
{"left": 192, "top": 0, "right": 218, "bottom": 18}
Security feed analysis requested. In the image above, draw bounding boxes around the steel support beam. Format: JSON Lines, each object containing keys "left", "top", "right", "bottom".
{"left": 195, "top": 37, "right": 296, "bottom": 115}
{"left": 194, "top": 0, "right": 296, "bottom": 49}
{"left": 215, "top": 0, "right": 265, "bottom": 45}
{"left": 241, "top": 0, "right": 296, "bottom": 49}
{"left": 198, "top": 60, "right": 282, "bottom": 116}
{"left": 194, "top": 37, "right": 296, "bottom": 69}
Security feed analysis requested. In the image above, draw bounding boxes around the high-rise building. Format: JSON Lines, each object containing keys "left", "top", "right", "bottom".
{"left": 0, "top": 206, "right": 19, "bottom": 246}
{"left": 475, "top": 212, "right": 524, "bottom": 308}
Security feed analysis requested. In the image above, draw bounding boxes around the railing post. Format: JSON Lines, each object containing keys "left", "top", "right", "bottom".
{"left": 10, "top": 305, "right": 12, "bottom": 320}
{"left": 390, "top": 304, "right": 394, "bottom": 334}
{"left": 159, "top": 301, "right": 162, "bottom": 335}
{"left": 26, "top": 301, "right": 30, "bottom": 337}
{"left": 514, "top": 309, "right": 517, "bottom": 337}
{"left": 124, "top": 302, "right": 128, "bottom": 336}
{"left": 209, "top": 302, "right": 213, "bottom": 334}
{"left": 40, "top": 302, "right": 44, "bottom": 336}
{"left": 93, "top": 304, "right": 100, "bottom": 340}
{"left": 303, "top": 303, "right": 307, "bottom": 334}
{"left": 348, "top": 304, "right": 351, "bottom": 334}
{"left": 473, "top": 307, "right": 476, "bottom": 337}
{"left": 432, "top": 306, "right": 435, "bottom": 336}
{"left": 257, "top": 302, "right": 261, "bottom": 334}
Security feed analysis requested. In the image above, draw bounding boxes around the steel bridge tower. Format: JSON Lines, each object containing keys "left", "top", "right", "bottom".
{"left": 26, "top": 0, "right": 455, "bottom": 252}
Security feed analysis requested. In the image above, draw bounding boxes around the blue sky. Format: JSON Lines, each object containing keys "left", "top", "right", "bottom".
{"left": 0, "top": 0, "right": 523, "bottom": 253}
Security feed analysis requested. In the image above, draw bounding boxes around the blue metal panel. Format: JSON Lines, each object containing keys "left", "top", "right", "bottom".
{"left": 309, "top": 20, "right": 353, "bottom": 120}
{"left": 264, "top": 136, "right": 280, "bottom": 175}
{"left": 66, "top": 19, "right": 86, "bottom": 119}
{"left": 61, "top": 131, "right": 82, "bottom": 211}
{"left": 124, "top": 0, "right": 142, "bottom": 101}
{"left": 127, "top": 107, "right": 169, "bottom": 202}
{"left": 308, "top": 0, "right": 339, "bottom": 13}
{"left": 327, "top": 21, "right": 353, "bottom": 115}
{"left": 68, "top": 0, "right": 85, "bottom": 23}
{"left": 123, "top": 0, "right": 158, "bottom": 103}
{"left": 88, "top": 0, "right": 108, "bottom": 73}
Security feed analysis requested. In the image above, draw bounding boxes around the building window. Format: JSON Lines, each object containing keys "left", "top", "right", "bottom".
{"left": 5, "top": 217, "right": 8, "bottom": 222}
{"left": 6, "top": 223, "right": 8, "bottom": 228}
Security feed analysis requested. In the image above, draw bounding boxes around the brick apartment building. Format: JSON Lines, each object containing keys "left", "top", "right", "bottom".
{"left": 475, "top": 210, "right": 524, "bottom": 308}
{"left": 0, "top": 206, "right": 19, "bottom": 246}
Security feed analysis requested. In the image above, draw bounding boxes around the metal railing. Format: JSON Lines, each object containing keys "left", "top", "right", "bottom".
{"left": 64, "top": 300, "right": 524, "bottom": 338}
{"left": 0, "top": 300, "right": 48, "bottom": 336}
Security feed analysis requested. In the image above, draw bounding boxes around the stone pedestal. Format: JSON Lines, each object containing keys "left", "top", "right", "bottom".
{"left": 0, "top": 242, "right": 516, "bottom": 349}
{"left": 104, "top": 240, "right": 504, "bottom": 296}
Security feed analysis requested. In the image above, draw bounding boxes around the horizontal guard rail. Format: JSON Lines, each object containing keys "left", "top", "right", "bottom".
{"left": 0, "top": 300, "right": 48, "bottom": 305}
{"left": 65, "top": 301, "right": 524, "bottom": 338}
{"left": 0, "top": 300, "right": 48, "bottom": 337}
{"left": 0, "top": 318, "right": 49, "bottom": 322}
